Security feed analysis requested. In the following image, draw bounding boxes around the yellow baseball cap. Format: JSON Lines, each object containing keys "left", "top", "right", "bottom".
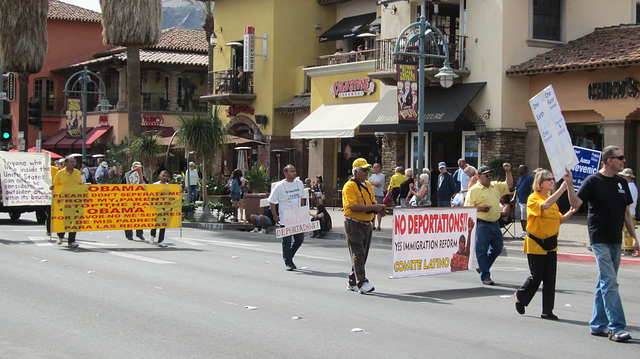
{"left": 352, "top": 158, "right": 372, "bottom": 169}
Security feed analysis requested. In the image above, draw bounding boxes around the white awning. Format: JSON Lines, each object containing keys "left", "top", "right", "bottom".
{"left": 290, "top": 102, "right": 377, "bottom": 139}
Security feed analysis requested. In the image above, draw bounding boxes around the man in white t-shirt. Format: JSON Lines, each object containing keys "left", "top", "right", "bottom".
{"left": 453, "top": 158, "right": 469, "bottom": 193}
{"left": 368, "top": 163, "right": 385, "bottom": 230}
{"left": 269, "top": 164, "right": 307, "bottom": 271}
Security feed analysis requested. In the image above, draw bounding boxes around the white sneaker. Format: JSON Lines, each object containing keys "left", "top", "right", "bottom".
{"left": 149, "top": 236, "right": 156, "bottom": 244}
{"left": 359, "top": 281, "right": 375, "bottom": 294}
{"left": 158, "top": 242, "right": 167, "bottom": 247}
{"left": 68, "top": 242, "right": 79, "bottom": 248}
{"left": 250, "top": 228, "right": 259, "bottom": 233}
{"left": 57, "top": 237, "right": 63, "bottom": 245}
{"left": 517, "top": 232, "right": 526, "bottom": 240}
{"left": 347, "top": 285, "right": 358, "bottom": 292}
{"left": 259, "top": 229, "right": 267, "bottom": 234}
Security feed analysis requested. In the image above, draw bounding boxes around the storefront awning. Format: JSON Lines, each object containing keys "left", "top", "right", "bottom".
{"left": 290, "top": 102, "right": 378, "bottom": 139}
{"left": 42, "top": 129, "right": 68, "bottom": 149}
{"left": 359, "top": 82, "right": 487, "bottom": 133}
{"left": 57, "top": 128, "right": 93, "bottom": 149}
{"left": 84, "top": 126, "right": 112, "bottom": 148}
{"left": 319, "top": 13, "right": 377, "bottom": 42}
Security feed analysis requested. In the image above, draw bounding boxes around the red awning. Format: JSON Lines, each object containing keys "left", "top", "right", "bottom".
{"left": 42, "top": 129, "right": 68, "bottom": 148}
{"left": 83, "top": 126, "right": 112, "bottom": 148}
{"left": 57, "top": 127, "right": 92, "bottom": 148}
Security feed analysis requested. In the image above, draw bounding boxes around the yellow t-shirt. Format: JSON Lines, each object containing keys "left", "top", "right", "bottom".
{"left": 387, "top": 173, "right": 406, "bottom": 191}
{"left": 524, "top": 191, "right": 561, "bottom": 254}
{"left": 464, "top": 180, "right": 509, "bottom": 222}
{"left": 51, "top": 166, "right": 59, "bottom": 182}
{"left": 343, "top": 179, "right": 376, "bottom": 222}
{"left": 53, "top": 168, "right": 83, "bottom": 187}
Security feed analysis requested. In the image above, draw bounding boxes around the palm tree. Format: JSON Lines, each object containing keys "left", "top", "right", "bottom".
{"left": 0, "top": 0, "right": 49, "bottom": 145}
{"left": 185, "top": 0, "right": 215, "bottom": 97}
{"left": 100, "top": 0, "right": 162, "bottom": 139}
{"left": 128, "top": 132, "right": 163, "bottom": 182}
{"left": 177, "top": 106, "right": 227, "bottom": 207}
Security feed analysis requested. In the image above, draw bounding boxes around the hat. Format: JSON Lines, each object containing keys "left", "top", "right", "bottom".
{"left": 438, "top": 162, "right": 446, "bottom": 169}
{"left": 478, "top": 165, "right": 492, "bottom": 174}
{"left": 131, "top": 161, "right": 142, "bottom": 170}
{"left": 620, "top": 168, "right": 636, "bottom": 179}
{"left": 352, "top": 158, "right": 372, "bottom": 169}
{"left": 100, "top": 161, "right": 108, "bottom": 168}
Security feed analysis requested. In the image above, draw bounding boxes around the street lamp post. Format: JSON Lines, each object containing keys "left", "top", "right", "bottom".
{"left": 64, "top": 66, "right": 111, "bottom": 163}
{"left": 393, "top": 13, "right": 458, "bottom": 184}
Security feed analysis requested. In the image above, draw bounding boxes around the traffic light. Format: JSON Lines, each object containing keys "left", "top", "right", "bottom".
{"left": 28, "top": 97, "right": 42, "bottom": 130}
{"left": 1, "top": 115, "right": 11, "bottom": 141}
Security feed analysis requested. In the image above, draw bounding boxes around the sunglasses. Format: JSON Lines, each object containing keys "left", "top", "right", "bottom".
{"left": 610, "top": 155, "right": 625, "bottom": 161}
{"left": 543, "top": 178, "right": 555, "bottom": 182}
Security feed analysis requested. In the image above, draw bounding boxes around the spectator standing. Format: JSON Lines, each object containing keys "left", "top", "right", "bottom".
{"left": 619, "top": 168, "right": 638, "bottom": 254}
{"left": 464, "top": 166, "right": 479, "bottom": 192}
{"left": 150, "top": 170, "right": 170, "bottom": 247}
{"left": 397, "top": 168, "right": 414, "bottom": 207}
{"left": 80, "top": 161, "right": 91, "bottom": 184}
{"left": 52, "top": 156, "right": 83, "bottom": 248}
{"left": 515, "top": 169, "right": 578, "bottom": 320}
{"left": 230, "top": 169, "right": 245, "bottom": 222}
{"left": 95, "top": 160, "right": 110, "bottom": 184}
{"left": 453, "top": 158, "right": 470, "bottom": 193}
{"left": 342, "top": 158, "right": 386, "bottom": 294}
{"left": 368, "top": 163, "right": 385, "bottom": 230}
{"left": 464, "top": 163, "right": 513, "bottom": 285}
{"left": 515, "top": 165, "right": 534, "bottom": 239}
{"left": 269, "top": 164, "right": 307, "bottom": 271}
{"left": 313, "top": 175, "right": 325, "bottom": 206}
{"left": 185, "top": 162, "right": 200, "bottom": 204}
{"left": 387, "top": 167, "right": 406, "bottom": 206}
{"left": 409, "top": 173, "right": 431, "bottom": 207}
{"left": 437, "top": 162, "right": 456, "bottom": 207}
{"left": 572, "top": 146, "right": 639, "bottom": 342}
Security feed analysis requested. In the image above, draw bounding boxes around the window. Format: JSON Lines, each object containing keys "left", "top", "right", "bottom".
{"left": 636, "top": 2, "right": 640, "bottom": 23}
{"left": 34, "top": 78, "right": 55, "bottom": 112}
{"left": 532, "top": 0, "right": 562, "bottom": 41}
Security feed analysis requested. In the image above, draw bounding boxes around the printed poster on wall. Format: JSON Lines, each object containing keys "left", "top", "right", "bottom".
{"left": 571, "top": 146, "right": 601, "bottom": 191}
{"left": 396, "top": 63, "right": 418, "bottom": 122}
{"left": 392, "top": 207, "right": 477, "bottom": 278}
{"left": 65, "top": 97, "right": 83, "bottom": 139}
{"left": 0, "top": 152, "right": 51, "bottom": 206}
{"left": 529, "top": 85, "right": 579, "bottom": 180}
{"left": 51, "top": 184, "right": 182, "bottom": 233}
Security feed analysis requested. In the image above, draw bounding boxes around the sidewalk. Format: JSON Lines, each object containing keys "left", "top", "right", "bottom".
{"left": 185, "top": 205, "right": 640, "bottom": 266}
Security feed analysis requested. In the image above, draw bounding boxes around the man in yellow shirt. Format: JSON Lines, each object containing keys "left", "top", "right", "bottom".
{"left": 52, "top": 156, "right": 83, "bottom": 248}
{"left": 387, "top": 166, "right": 406, "bottom": 206}
{"left": 464, "top": 163, "right": 512, "bottom": 285}
{"left": 343, "top": 158, "right": 386, "bottom": 294}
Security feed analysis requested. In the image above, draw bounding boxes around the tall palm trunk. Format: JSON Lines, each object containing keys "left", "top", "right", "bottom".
{"left": 127, "top": 45, "right": 142, "bottom": 137}
{"left": 17, "top": 73, "right": 30, "bottom": 143}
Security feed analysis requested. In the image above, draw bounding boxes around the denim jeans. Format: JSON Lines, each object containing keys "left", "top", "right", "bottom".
{"left": 438, "top": 200, "right": 451, "bottom": 208}
{"left": 475, "top": 221, "right": 503, "bottom": 281}
{"left": 188, "top": 185, "right": 198, "bottom": 203}
{"left": 590, "top": 243, "right": 626, "bottom": 333}
{"left": 282, "top": 232, "right": 305, "bottom": 265}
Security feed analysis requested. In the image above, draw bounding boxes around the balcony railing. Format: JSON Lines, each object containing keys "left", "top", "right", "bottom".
{"left": 315, "top": 49, "right": 377, "bottom": 66}
{"left": 106, "top": 92, "right": 208, "bottom": 113}
{"left": 38, "top": 96, "right": 106, "bottom": 116}
{"left": 211, "top": 69, "right": 254, "bottom": 95}
{"left": 375, "top": 35, "right": 467, "bottom": 71}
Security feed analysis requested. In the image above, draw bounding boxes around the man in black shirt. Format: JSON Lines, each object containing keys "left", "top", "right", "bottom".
{"left": 573, "top": 145, "right": 639, "bottom": 342}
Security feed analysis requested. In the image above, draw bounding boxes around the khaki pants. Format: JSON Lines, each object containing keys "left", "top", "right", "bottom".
{"left": 345, "top": 218, "right": 373, "bottom": 288}
{"left": 622, "top": 215, "right": 636, "bottom": 251}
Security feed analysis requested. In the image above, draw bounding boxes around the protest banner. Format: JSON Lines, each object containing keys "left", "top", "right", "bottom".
{"left": 124, "top": 167, "right": 144, "bottom": 184}
{"left": 51, "top": 184, "right": 181, "bottom": 233}
{"left": 392, "top": 207, "right": 477, "bottom": 278}
{"left": 529, "top": 85, "right": 579, "bottom": 180}
{"left": 275, "top": 205, "right": 320, "bottom": 238}
{"left": 571, "top": 146, "right": 601, "bottom": 191}
{"left": 0, "top": 151, "right": 51, "bottom": 206}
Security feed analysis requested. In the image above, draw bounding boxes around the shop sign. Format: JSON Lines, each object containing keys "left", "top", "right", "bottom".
{"left": 226, "top": 105, "right": 255, "bottom": 117}
{"left": 244, "top": 26, "right": 255, "bottom": 72}
{"left": 588, "top": 77, "right": 639, "bottom": 100}
{"left": 141, "top": 114, "right": 164, "bottom": 126}
{"left": 343, "top": 144, "right": 352, "bottom": 160}
{"left": 396, "top": 64, "right": 418, "bottom": 122}
{"left": 330, "top": 78, "right": 376, "bottom": 98}
{"left": 99, "top": 114, "right": 109, "bottom": 127}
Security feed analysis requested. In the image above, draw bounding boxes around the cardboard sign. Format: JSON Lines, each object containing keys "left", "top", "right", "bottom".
{"left": 0, "top": 152, "right": 51, "bottom": 206}
{"left": 275, "top": 206, "right": 320, "bottom": 238}
{"left": 529, "top": 85, "right": 579, "bottom": 180}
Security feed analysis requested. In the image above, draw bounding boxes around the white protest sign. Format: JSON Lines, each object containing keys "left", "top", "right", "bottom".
{"left": 275, "top": 205, "right": 320, "bottom": 238}
{"left": 0, "top": 152, "right": 52, "bottom": 206}
{"left": 392, "top": 207, "right": 477, "bottom": 278}
{"left": 529, "top": 85, "right": 579, "bottom": 180}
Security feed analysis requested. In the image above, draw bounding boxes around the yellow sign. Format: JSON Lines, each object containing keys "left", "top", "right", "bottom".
{"left": 51, "top": 184, "right": 182, "bottom": 233}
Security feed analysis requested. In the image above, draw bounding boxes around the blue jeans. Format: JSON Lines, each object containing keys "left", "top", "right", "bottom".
{"left": 188, "top": 185, "right": 198, "bottom": 203}
{"left": 438, "top": 200, "right": 451, "bottom": 207}
{"left": 590, "top": 243, "right": 626, "bottom": 333}
{"left": 282, "top": 232, "right": 305, "bottom": 265}
{"left": 475, "top": 221, "right": 503, "bottom": 281}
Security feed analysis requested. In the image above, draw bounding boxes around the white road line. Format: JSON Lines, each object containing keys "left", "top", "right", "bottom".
{"left": 79, "top": 243, "right": 175, "bottom": 264}
{"left": 28, "top": 236, "right": 54, "bottom": 246}
{"left": 169, "top": 237, "right": 206, "bottom": 246}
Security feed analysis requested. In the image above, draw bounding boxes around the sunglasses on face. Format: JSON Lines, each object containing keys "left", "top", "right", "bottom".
{"left": 543, "top": 178, "right": 555, "bottom": 182}
{"left": 610, "top": 155, "right": 625, "bottom": 161}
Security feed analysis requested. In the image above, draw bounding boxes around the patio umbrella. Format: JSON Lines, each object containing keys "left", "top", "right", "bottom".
{"left": 9, "top": 147, "right": 63, "bottom": 159}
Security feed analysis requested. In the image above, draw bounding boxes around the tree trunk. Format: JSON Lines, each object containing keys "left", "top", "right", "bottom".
{"left": 201, "top": 160, "right": 208, "bottom": 208}
{"left": 127, "top": 45, "right": 141, "bottom": 139}
{"left": 18, "top": 72, "right": 30, "bottom": 147}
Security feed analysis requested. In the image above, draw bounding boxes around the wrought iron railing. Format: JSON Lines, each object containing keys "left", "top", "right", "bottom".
{"left": 315, "top": 49, "right": 378, "bottom": 66}
{"left": 374, "top": 34, "right": 467, "bottom": 71}
{"left": 211, "top": 69, "right": 254, "bottom": 95}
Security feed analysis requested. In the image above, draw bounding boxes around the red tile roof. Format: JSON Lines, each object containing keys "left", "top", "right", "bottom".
{"left": 507, "top": 24, "right": 640, "bottom": 76}
{"left": 151, "top": 28, "right": 208, "bottom": 53}
{"left": 48, "top": 0, "right": 102, "bottom": 23}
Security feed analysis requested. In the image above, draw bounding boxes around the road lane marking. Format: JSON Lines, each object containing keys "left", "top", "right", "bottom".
{"left": 79, "top": 243, "right": 175, "bottom": 264}
{"left": 28, "top": 236, "right": 54, "bottom": 246}
{"left": 169, "top": 237, "right": 207, "bottom": 246}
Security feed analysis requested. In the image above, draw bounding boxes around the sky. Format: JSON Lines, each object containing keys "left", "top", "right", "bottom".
{"left": 59, "top": 0, "right": 102, "bottom": 13}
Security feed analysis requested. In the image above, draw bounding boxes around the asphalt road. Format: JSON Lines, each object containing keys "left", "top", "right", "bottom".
{"left": 1, "top": 213, "right": 639, "bottom": 358}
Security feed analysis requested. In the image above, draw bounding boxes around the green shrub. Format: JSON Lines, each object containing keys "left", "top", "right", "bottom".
{"left": 207, "top": 173, "right": 228, "bottom": 195}
{"left": 245, "top": 165, "right": 271, "bottom": 193}
{"left": 182, "top": 203, "right": 197, "bottom": 221}
{"left": 210, "top": 202, "right": 234, "bottom": 222}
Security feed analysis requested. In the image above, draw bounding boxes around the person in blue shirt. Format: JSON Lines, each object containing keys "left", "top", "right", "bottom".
{"left": 437, "top": 162, "right": 457, "bottom": 207}
{"left": 515, "top": 165, "right": 534, "bottom": 239}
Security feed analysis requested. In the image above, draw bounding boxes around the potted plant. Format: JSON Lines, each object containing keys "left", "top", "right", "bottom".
{"left": 207, "top": 173, "right": 231, "bottom": 206}
{"left": 243, "top": 165, "right": 271, "bottom": 220}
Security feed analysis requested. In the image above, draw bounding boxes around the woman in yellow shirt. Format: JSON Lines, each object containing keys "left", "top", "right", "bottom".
{"left": 514, "top": 169, "right": 578, "bottom": 320}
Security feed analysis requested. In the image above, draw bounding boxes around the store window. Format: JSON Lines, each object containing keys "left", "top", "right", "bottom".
{"left": 462, "top": 131, "right": 480, "bottom": 169}
{"left": 531, "top": 0, "right": 563, "bottom": 42}
{"left": 567, "top": 123, "right": 603, "bottom": 150}
{"left": 34, "top": 78, "right": 55, "bottom": 112}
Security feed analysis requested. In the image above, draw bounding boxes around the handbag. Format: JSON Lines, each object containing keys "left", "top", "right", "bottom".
{"left": 451, "top": 192, "right": 465, "bottom": 207}
{"left": 383, "top": 193, "right": 392, "bottom": 206}
{"left": 525, "top": 232, "right": 558, "bottom": 250}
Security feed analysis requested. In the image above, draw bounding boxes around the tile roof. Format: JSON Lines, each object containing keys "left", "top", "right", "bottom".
{"left": 507, "top": 24, "right": 640, "bottom": 76}
{"left": 62, "top": 49, "right": 208, "bottom": 70}
{"left": 48, "top": 0, "right": 101, "bottom": 23}
{"left": 101, "top": 28, "right": 208, "bottom": 54}
{"left": 275, "top": 93, "right": 311, "bottom": 114}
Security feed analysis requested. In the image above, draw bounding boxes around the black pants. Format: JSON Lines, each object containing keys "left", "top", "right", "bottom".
{"left": 124, "top": 230, "right": 144, "bottom": 239}
{"left": 150, "top": 228, "right": 165, "bottom": 243}
{"left": 57, "top": 232, "right": 76, "bottom": 243}
{"left": 516, "top": 251, "right": 557, "bottom": 314}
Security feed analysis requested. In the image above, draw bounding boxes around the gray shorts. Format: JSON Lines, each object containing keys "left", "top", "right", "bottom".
{"left": 515, "top": 202, "right": 527, "bottom": 220}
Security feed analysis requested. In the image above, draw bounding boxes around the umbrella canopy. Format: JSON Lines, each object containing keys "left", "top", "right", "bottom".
{"left": 9, "top": 147, "right": 63, "bottom": 159}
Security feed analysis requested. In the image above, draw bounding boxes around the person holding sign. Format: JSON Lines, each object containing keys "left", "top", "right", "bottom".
{"left": 52, "top": 156, "right": 83, "bottom": 248}
{"left": 572, "top": 146, "right": 639, "bottom": 342}
{"left": 463, "top": 163, "right": 513, "bottom": 285}
{"left": 342, "top": 158, "right": 387, "bottom": 294}
{"left": 514, "top": 169, "right": 578, "bottom": 320}
{"left": 269, "top": 164, "right": 307, "bottom": 271}
{"left": 122, "top": 161, "right": 147, "bottom": 241}
{"left": 150, "top": 170, "right": 170, "bottom": 247}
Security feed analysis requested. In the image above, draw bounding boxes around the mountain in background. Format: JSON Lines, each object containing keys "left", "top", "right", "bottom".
{"left": 162, "top": 0, "right": 206, "bottom": 30}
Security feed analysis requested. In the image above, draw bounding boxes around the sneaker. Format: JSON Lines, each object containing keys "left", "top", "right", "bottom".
{"left": 68, "top": 242, "right": 79, "bottom": 248}
{"left": 158, "top": 242, "right": 167, "bottom": 248}
{"left": 285, "top": 264, "right": 294, "bottom": 271}
{"left": 517, "top": 232, "right": 526, "bottom": 240}
{"left": 57, "top": 237, "right": 63, "bottom": 245}
{"left": 482, "top": 278, "right": 495, "bottom": 285}
{"left": 608, "top": 330, "right": 632, "bottom": 342}
{"left": 347, "top": 285, "right": 358, "bottom": 292}
{"left": 259, "top": 229, "right": 267, "bottom": 234}
{"left": 137, "top": 235, "right": 146, "bottom": 241}
{"left": 359, "top": 281, "right": 375, "bottom": 294}
{"left": 46, "top": 231, "right": 51, "bottom": 237}
{"left": 126, "top": 236, "right": 133, "bottom": 241}
{"left": 250, "top": 228, "right": 259, "bottom": 233}
{"left": 590, "top": 331, "right": 609, "bottom": 337}
{"left": 149, "top": 236, "right": 156, "bottom": 244}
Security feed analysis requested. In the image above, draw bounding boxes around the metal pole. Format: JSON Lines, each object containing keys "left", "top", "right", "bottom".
{"left": 417, "top": 14, "right": 426, "bottom": 183}
{"left": 81, "top": 67, "right": 88, "bottom": 162}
